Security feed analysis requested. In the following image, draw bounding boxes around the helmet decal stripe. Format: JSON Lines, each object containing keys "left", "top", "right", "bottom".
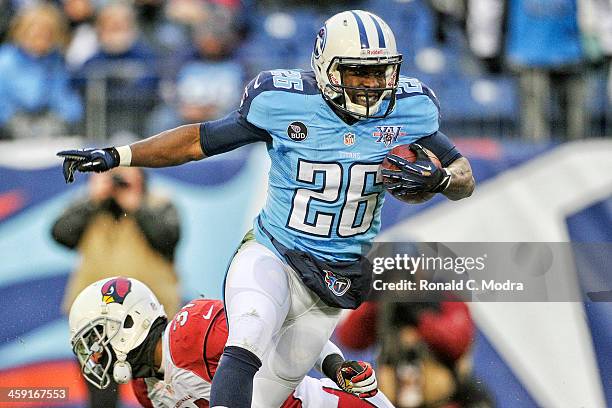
{"left": 350, "top": 11, "right": 369, "bottom": 49}
{"left": 368, "top": 13, "right": 386, "bottom": 48}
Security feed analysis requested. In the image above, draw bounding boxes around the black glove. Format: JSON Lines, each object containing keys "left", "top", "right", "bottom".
{"left": 382, "top": 143, "right": 451, "bottom": 195}
{"left": 57, "top": 148, "right": 120, "bottom": 183}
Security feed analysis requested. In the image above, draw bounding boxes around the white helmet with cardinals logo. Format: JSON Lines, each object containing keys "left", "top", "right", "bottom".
{"left": 68, "top": 277, "right": 166, "bottom": 389}
{"left": 311, "top": 10, "right": 402, "bottom": 119}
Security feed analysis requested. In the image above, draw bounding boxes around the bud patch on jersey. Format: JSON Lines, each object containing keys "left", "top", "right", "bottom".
{"left": 287, "top": 122, "right": 308, "bottom": 142}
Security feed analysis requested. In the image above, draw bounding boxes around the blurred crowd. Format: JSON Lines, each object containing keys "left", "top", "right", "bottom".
{"left": 0, "top": 0, "right": 610, "bottom": 140}
{"left": 0, "top": 0, "right": 251, "bottom": 141}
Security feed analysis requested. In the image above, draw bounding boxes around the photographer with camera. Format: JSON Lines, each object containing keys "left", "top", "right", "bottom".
{"left": 51, "top": 167, "right": 181, "bottom": 408}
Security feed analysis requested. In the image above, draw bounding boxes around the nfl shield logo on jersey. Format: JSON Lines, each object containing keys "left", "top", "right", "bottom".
{"left": 343, "top": 132, "right": 355, "bottom": 146}
{"left": 372, "top": 126, "right": 407, "bottom": 147}
{"left": 324, "top": 270, "right": 351, "bottom": 296}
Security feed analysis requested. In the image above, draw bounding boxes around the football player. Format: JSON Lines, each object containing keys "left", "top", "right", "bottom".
{"left": 69, "top": 277, "right": 393, "bottom": 407}
{"left": 58, "top": 10, "right": 475, "bottom": 408}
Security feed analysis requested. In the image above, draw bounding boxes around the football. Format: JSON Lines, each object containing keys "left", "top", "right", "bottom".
{"left": 381, "top": 144, "right": 442, "bottom": 204}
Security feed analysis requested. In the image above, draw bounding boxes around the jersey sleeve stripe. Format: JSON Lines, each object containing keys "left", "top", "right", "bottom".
{"left": 202, "top": 307, "right": 226, "bottom": 380}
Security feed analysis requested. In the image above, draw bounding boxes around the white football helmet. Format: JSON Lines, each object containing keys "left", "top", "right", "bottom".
{"left": 68, "top": 277, "right": 166, "bottom": 389}
{"left": 311, "top": 10, "right": 402, "bottom": 119}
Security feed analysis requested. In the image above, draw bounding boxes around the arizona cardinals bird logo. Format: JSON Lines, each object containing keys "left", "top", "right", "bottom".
{"left": 101, "top": 278, "right": 132, "bottom": 305}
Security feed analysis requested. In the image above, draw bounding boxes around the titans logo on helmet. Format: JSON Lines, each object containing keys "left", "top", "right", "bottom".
{"left": 101, "top": 278, "right": 132, "bottom": 305}
{"left": 313, "top": 26, "right": 327, "bottom": 59}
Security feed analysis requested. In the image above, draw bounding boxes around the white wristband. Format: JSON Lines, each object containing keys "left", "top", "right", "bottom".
{"left": 116, "top": 145, "right": 132, "bottom": 166}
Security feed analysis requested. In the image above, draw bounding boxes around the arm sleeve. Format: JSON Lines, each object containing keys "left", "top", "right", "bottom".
{"left": 416, "top": 131, "right": 463, "bottom": 167}
{"left": 199, "top": 110, "right": 272, "bottom": 157}
{"left": 315, "top": 340, "right": 345, "bottom": 375}
{"left": 133, "top": 198, "right": 181, "bottom": 262}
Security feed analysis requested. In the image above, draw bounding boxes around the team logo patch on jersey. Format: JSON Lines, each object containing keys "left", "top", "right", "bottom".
{"left": 343, "top": 132, "right": 355, "bottom": 146}
{"left": 287, "top": 122, "right": 308, "bottom": 142}
{"left": 101, "top": 278, "right": 132, "bottom": 305}
{"left": 324, "top": 270, "right": 351, "bottom": 297}
{"left": 373, "top": 126, "right": 407, "bottom": 147}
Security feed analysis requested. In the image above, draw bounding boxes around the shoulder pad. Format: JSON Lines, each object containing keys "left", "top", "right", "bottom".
{"left": 396, "top": 76, "right": 440, "bottom": 110}
{"left": 421, "top": 83, "right": 441, "bottom": 111}
{"left": 239, "top": 70, "right": 319, "bottom": 123}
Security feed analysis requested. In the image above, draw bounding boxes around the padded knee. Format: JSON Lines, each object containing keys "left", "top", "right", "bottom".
{"left": 227, "top": 307, "right": 271, "bottom": 359}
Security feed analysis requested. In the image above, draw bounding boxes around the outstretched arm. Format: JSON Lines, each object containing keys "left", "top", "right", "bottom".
{"left": 57, "top": 110, "right": 272, "bottom": 183}
{"left": 57, "top": 124, "right": 204, "bottom": 183}
{"left": 130, "top": 123, "right": 205, "bottom": 167}
{"left": 58, "top": 71, "right": 275, "bottom": 183}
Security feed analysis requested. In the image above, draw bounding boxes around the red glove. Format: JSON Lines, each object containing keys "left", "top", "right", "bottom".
{"left": 336, "top": 301, "right": 379, "bottom": 350}
{"left": 336, "top": 360, "right": 378, "bottom": 398}
{"left": 417, "top": 302, "right": 474, "bottom": 361}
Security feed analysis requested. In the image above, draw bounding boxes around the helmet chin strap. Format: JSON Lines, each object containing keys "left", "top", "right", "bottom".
{"left": 113, "top": 352, "right": 132, "bottom": 384}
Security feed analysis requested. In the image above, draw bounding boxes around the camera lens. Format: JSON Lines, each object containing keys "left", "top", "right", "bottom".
{"left": 111, "top": 174, "right": 129, "bottom": 188}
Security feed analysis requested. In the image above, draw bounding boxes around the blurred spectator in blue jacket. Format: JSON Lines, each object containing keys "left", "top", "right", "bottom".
{"left": 0, "top": 3, "right": 83, "bottom": 139}
{"left": 506, "top": 0, "right": 589, "bottom": 140}
{"left": 467, "top": 0, "right": 612, "bottom": 139}
{"left": 161, "top": 0, "right": 247, "bottom": 73}
{"left": 73, "top": 0, "right": 159, "bottom": 140}
{"left": 147, "top": 9, "right": 244, "bottom": 134}
{"left": 147, "top": 60, "right": 244, "bottom": 135}
{"left": 169, "top": 7, "right": 242, "bottom": 70}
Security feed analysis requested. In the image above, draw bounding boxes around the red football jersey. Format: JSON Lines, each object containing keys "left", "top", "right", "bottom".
{"left": 132, "top": 299, "right": 226, "bottom": 408}
{"left": 132, "top": 299, "right": 393, "bottom": 408}
{"left": 168, "top": 299, "right": 227, "bottom": 382}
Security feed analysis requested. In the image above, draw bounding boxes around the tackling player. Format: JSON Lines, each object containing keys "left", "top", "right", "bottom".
{"left": 58, "top": 10, "right": 475, "bottom": 408}
{"left": 69, "top": 277, "right": 392, "bottom": 407}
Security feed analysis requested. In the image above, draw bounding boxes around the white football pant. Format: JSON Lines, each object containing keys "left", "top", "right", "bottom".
{"left": 224, "top": 240, "right": 342, "bottom": 408}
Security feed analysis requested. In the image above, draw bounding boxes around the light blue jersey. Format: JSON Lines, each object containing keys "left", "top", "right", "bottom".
{"left": 240, "top": 70, "right": 439, "bottom": 262}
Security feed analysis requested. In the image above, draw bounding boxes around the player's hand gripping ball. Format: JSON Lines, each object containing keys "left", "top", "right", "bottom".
{"left": 336, "top": 360, "right": 378, "bottom": 398}
{"left": 381, "top": 143, "right": 449, "bottom": 204}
